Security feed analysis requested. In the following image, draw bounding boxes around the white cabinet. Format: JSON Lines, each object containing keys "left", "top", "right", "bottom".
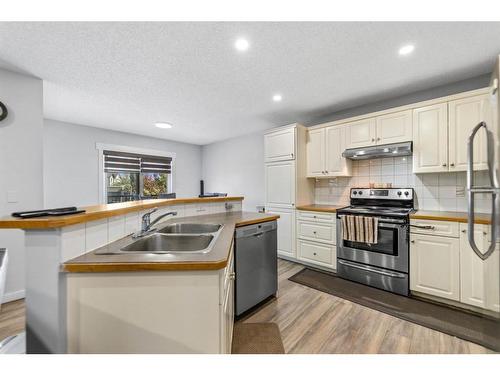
{"left": 266, "top": 207, "right": 295, "bottom": 258}
{"left": 345, "top": 118, "right": 376, "bottom": 149}
{"left": 375, "top": 110, "right": 412, "bottom": 144}
{"left": 459, "top": 224, "right": 500, "bottom": 312}
{"left": 410, "top": 233, "right": 460, "bottom": 301}
{"left": 448, "top": 95, "right": 490, "bottom": 171}
{"left": 306, "top": 125, "right": 352, "bottom": 177}
{"left": 297, "top": 239, "right": 336, "bottom": 269}
{"left": 306, "top": 128, "right": 325, "bottom": 177}
{"left": 265, "top": 160, "right": 296, "bottom": 208}
{"left": 412, "top": 103, "right": 449, "bottom": 173}
{"left": 264, "top": 126, "right": 296, "bottom": 163}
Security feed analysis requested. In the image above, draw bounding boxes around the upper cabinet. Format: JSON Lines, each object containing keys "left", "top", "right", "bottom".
{"left": 344, "top": 110, "right": 412, "bottom": 149}
{"left": 306, "top": 125, "right": 352, "bottom": 178}
{"left": 264, "top": 126, "right": 296, "bottom": 163}
{"left": 412, "top": 103, "right": 449, "bottom": 173}
{"left": 448, "top": 94, "right": 490, "bottom": 171}
{"left": 345, "top": 118, "right": 376, "bottom": 149}
{"left": 375, "top": 110, "right": 413, "bottom": 144}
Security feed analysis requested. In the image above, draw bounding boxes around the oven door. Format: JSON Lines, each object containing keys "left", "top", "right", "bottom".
{"left": 336, "top": 216, "right": 408, "bottom": 272}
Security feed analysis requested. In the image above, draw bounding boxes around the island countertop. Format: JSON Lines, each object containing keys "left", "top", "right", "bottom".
{"left": 0, "top": 196, "right": 244, "bottom": 229}
{"left": 62, "top": 211, "right": 279, "bottom": 273}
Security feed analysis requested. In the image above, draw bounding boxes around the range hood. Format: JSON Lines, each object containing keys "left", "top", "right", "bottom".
{"left": 342, "top": 141, "right": 412, "bottom": 160}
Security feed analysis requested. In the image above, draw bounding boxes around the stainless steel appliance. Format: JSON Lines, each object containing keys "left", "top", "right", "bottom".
{"left": 342, "top": 141, "right": 412, "bottom": 160}
{"left": 234, "top": 220, "right": 278, "bottom": 316}
{"left": 467, "top": 56, "right": 500, "bottom": 259}
{"left": 336, "top": 188, "right": 414, "bottom": 295}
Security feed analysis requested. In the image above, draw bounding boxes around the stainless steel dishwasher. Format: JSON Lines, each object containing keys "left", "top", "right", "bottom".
{"left": 234, "top": 220, "right": 277, "bottom": 316}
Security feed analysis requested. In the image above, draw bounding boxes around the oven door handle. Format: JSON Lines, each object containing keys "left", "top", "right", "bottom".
{"left": 337, "top": 215, "right": 405, "bottom": 225}
{"left": 338, "top": 259, "right": 407, "bottom": 278}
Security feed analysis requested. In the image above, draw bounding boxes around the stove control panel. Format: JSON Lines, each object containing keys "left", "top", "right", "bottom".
{"left": 350, "top": 188, "right": 413, "bottom": 200}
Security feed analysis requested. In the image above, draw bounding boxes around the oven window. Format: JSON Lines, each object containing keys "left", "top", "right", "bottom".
{"left": 344, "top": 225, "right": 399, "bottom": 256}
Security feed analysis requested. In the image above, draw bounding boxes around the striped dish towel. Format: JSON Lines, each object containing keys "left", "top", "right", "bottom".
{"left": 341, "top": 215, "right": 378, "bottom": 244}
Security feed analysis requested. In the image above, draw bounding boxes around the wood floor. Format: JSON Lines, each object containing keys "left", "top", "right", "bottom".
{"left": 0, "top": 259, "right": 494, "bottom": 353}
{"left": 239, "top": 259, "right": 494, "bottom": 354}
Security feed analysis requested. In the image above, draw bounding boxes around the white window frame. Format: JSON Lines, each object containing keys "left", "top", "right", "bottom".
{"left": 96, "top": 142, "right": 176, "bottom": 204}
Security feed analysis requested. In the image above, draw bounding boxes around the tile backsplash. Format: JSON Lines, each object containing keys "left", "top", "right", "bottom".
{"left": 314, "top": 156, "right": 492, "bottom": 213}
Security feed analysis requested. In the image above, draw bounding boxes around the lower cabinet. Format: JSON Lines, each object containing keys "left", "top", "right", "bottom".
{"left": 266, "top": 206, "right": 296, "bottom": 258}
{"left": 410, "top": 233, "right": 460, "bottom": 301}
{"left": 459, "top": 223, "right": 500, "bottom": 312}
{"left": 295, "top": 210, "right": 337, "bottom": 270}
{"left": 410, "top": 219, "right": 500, "bottom": 312}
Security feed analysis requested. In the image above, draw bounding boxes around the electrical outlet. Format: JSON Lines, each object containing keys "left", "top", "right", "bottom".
{"left": 456, "top": 186, "right": 465, "bottom": 197}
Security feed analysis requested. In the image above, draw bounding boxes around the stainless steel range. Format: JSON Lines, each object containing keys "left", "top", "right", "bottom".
{"left": 336, "top": 188, "right": 414, "bottom": 296}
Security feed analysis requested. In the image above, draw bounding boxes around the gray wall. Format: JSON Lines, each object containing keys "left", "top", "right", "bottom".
{"left": 201, "top": 74, "right": 490, "bottom": 213}
{"left": 202, "top": 131, "right": 264, "bottom": 212}
{"left": 0, "top": 69, "right": 44, "bottom": 302}
{"left": 43, "top": 119, "right": 203, "bottom": 208}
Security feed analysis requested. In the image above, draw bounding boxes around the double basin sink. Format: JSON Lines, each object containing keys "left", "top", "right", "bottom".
{"left": 119, "top": 223, "right": 223, "bottom": 254}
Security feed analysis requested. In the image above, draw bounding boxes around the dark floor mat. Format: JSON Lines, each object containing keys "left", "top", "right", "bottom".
{"left": 232, "top": 323, "right": 285, "bottom": 354}
{"left": 289, "top": 267, "right": 500, "bottom": 352}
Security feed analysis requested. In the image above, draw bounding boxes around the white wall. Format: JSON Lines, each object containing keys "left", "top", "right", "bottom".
{"left": 202, "top": 132, "right": 264, "bottom": 212}
{"left": 0, "top": 69, "right": 44, "bottom": 302}
{"left": 43, "top": 119, "right": 203, "bottom": 208}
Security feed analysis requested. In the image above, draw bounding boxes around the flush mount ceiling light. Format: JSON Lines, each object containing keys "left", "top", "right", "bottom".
{"left": 272, "top": 94, "right": 282, "bottom": 102}
{"left": 155, "top": 122, "right": 173, "bottom": 129}
{"left": 398, "top": 44, "right": 415, "bottom": 56}
{"left": 234, "top": 38, "right": 250, "bottom": 52}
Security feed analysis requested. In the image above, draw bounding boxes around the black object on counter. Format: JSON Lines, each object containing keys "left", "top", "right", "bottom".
{"left": 198, "top": 179, "right": 227, "bottom": 198}
{"left": 12, "top": 206, "right": 86, "bottom": 219}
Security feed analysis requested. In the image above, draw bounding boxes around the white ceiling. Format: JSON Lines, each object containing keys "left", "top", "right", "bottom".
{"left": 0, "top": 22, "right": 500, "bottom": 145}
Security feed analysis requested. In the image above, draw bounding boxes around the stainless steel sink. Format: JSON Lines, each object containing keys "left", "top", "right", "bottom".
{"left": 120, "top": 234, "right": 214, "bottom": 253}
{"left": 157, "top": 223, "right": 222, "bottom": 234}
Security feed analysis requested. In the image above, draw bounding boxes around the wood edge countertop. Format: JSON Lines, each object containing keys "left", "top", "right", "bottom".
{"left": 62, "top": 212, "right": 280, "bottom": 273}
{"left": 0, "top": 196, "right": 244, "bottom": 229}
{"left": 297, "top": 204, "right": 492, "bottom": 225}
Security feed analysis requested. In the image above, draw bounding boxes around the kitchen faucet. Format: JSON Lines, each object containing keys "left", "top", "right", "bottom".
{"left": 133, "top": 207, "right": 177, "bottom": 238}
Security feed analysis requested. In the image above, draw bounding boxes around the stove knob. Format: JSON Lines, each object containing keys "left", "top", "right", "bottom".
{"left": 397, "top": 191, "right": 402, "bottom": 196}
{"left": 353, "top": 191, "right": 358, "bottom": 195}
{"left": 358, "top": 191, "right": 363, "bottom": 195}
{"left": 404, "top": 191, "right": 409, "bottom": 196}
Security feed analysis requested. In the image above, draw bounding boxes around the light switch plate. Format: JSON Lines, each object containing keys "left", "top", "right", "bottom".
{"left": 7, "top": 190, "right": 18, "bottom": 203}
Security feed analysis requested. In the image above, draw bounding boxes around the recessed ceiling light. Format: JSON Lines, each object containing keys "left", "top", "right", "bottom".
{"left": 235, "top": 38, "right": 249, "bottom": 52}
{"left": 272, "top": 94, "right": 282, "bottom": 102}
{"left": 155, "top": 122, "right": 173, "bottom": 129}
{"left": 399, "top": 44, "right": 415, "bottom": 56}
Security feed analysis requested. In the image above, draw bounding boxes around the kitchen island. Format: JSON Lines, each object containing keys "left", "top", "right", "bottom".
{"left": 0, "top": 196, "right": 278, "bottom": 353}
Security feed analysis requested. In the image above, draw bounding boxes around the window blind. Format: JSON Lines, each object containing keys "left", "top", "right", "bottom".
{"left": 104, "top": 151, "right": 172, "bottom": 174}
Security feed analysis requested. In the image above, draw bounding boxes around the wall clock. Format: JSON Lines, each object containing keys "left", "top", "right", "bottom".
{"left": 0, "top": 101, "right": 7, "bottom": 122}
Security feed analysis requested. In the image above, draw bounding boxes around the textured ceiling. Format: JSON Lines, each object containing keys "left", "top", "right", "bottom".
{"left": 0, "top": 22, "right": 500, "bottom": 145}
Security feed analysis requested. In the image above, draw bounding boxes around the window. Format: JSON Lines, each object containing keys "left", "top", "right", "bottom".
{"left": 103, "top": 150, "right": 173, "bottom": 203}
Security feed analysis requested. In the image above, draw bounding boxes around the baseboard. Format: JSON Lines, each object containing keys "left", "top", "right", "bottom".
{"left": 2, "top": 289, "right": 25, "bottom": 303}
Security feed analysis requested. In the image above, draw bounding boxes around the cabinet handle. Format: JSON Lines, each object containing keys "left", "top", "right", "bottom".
{"left": 410, "top": 240, "right": 415, "bottom": 243}
{"left": 462, "top": 229, "right": 466, "bottom": 233}
{"left": 229, "top": 272, "right": 235, "bottom": 280}
{"left": 410, "top": 224, "right": 435, "bottom": 230}
{"left": 313, "top": 252, "right": 317, "bottom": 256}
{"left": 313, "top": 231, "right": 317, "bottom": 234}
{"left": 371, "top": 138, "right": 375, "bottom": 142}
{"left": 450, "top": 163, "right": 455, "bottom": 167}
{"left": 290, "top": 153, "right": 294, "bottom": 158}
{"left": 377, "top": 137, "right": 381, "bottom": 141}
{"left": 483, "top": 231, "right": 487, "bottom": 235}
{"left": 442, "top": 163, "right": 447, "bottom": 167}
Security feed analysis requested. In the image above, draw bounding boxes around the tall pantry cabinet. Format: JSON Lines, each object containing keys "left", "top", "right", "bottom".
{"left": 264, "top": 124, "right": 313, "bottom": 259}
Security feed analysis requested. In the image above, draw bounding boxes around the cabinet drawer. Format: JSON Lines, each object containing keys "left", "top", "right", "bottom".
{"left": 297, "top": 210, "right": 334, "bottom": 223}
{"left": 297, "top": 240, "right": 333, "bottom": 267}
{"left": 297, "top": 220, "right": 335, "bottom": 244}
{"left": 410, "top": 219, "right": 459, "bottom": 238}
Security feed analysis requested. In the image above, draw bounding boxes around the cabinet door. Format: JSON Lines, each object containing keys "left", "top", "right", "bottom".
{"left": 410, "top": 234, "right": 460, "bottom": 301}
{"left": 306, "top": 128, "right": 325, "bottom": 177}
{"left": 265, "top": 161, "right": 296, "bottom": 208}
{"left": 375, "top": 110, "right": 412, "bottom": 144}
{"left": 325, "top": 125, "right": 351, "bottom": 176}
{"left": 265, "top": 207, "right": 295, "bottom": 258}
{"left": 264, "top": 127, "right": 296, "bottom": 163}
{"left": 460, "top": 225, "right": 489, "bottom": 309}
{"left": 448, "top": 95, "right": 490, "bottom": 171}
{"left": 412, "top": 103, "right": 449, "bottom": 173}
{"left": 297, "top": 239, "right": 335, "bottom": 269}
{"left": 345, "top": 118, "right": 376, "bottom": 149}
